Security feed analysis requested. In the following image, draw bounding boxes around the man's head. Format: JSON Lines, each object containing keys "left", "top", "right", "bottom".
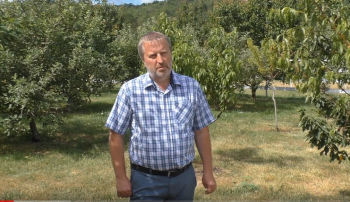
{"left": 138, "top": 32, "right": 173, "bottom": 83}
{"left": 138, "top": 32, "right": 172, "bottom": 60}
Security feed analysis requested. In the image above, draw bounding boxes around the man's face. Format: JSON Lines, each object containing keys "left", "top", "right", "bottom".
{"left": 142, "top": 38, "right": 172, "bottom": 83}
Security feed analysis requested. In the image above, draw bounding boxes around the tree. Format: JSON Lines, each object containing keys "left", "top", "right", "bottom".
{"left": 199, "top": 27, "right": 242, "bottom": 112}
{"left": 0, "top": 0, "right": 123, "bottom": 141}
{"left": 0, "top": 1, "right": 63, "bottom": 141}
{"left": 242, "top": 38, "right": 266, "bottom": 100}
{"left": 271, "top": 0, "right": 350, "bottom": 162}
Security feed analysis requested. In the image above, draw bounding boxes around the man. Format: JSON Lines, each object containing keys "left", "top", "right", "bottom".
{"left": 106, "top": 31, "right": 216, "bottom": 201}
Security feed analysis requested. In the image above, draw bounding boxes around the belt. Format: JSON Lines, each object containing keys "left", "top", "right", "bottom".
{"left": 130, "top": 162, "right": 192, "bottom": 177}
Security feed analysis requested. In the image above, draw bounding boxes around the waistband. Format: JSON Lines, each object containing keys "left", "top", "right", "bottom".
{"left": 130, "top": 162, "right": 192, "bottom": 177}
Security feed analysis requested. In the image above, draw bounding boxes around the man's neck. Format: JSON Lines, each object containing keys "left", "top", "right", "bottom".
{"left": 151, "top": 73, "right": 172, "bottom": 92}
{"left": 154, "top": 79, "right": 170, "bottom": 92}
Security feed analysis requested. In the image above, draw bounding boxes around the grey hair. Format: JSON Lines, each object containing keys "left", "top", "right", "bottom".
{"left": 138, "top": 31, "right": 172, "bottom": 60}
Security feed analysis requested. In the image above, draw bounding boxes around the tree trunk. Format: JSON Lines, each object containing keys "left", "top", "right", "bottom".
{"left": 66, "top": 97, "right": 72, "bottom": 112}
{"left": 213, "top": 101, "right": 220, "bottom": 111}
{"left": 251, "top": 85, "right": 259, "bottom": 101}
{"left": 265, "top": 80, "right": 269, "bottom": 97}
{"left": 272, "top": 88, "right": 279, "bottom": 132}
{"left": 30, "top": 119, "right": 41, "bottom": 142}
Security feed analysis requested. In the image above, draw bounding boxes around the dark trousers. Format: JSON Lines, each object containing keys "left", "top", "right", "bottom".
{"left": 130, "top": 164, "right": 197, "bottom": 202}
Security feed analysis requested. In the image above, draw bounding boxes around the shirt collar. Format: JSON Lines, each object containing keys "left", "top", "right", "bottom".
{"left": 171, "top": 71, "right": 181, "bottom": 87}
{"left": 143, "top": 70, "right": 181, "bottom": 89}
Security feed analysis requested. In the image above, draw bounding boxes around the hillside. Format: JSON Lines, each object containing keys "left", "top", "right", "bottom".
{"left": 118, "top": 0, "right": 222, "bottom": 28}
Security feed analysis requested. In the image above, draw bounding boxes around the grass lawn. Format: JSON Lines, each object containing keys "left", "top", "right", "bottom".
{"left": 1, "top": 88, "right": 350, "bottom": 201}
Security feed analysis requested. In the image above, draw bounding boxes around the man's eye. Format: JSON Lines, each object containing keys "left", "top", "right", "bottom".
{"left": 149, "top": 55, "right": 157, "bottom": 59}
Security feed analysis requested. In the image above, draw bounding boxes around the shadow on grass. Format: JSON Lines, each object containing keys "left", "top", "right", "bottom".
{"left": 339, "top": 190, "right": 350, "bottom": 197}
{"left": 75, "top": 101, "right": 113, "bottom": 114}
{"left": 215, "top": 147, "right": 305, "bottom": 167}
{"left": 0, "top": 115, "right": 111, "bottom": 160}
{"left": 0, "top": 111, "right": 133, "bottom": 161}
{"left": 0, "top": 88, "right": 121, "bottom": 159}
{"left": 230, "top": 94, "right": 307, "bottom": 114}
{"left": 0, "top": 132, "right": 109, "bottom": 161}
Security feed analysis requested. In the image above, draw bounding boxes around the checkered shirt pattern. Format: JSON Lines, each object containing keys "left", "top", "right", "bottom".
{"left": 105, "top": 71, "right": 215, "bottom": 171}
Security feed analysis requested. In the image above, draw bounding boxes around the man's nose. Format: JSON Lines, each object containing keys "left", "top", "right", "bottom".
{"left": 156, "top": 54, "right": 164, "bottom": 63}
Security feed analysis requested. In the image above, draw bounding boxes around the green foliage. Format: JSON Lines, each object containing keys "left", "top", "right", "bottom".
{"left": 107, "top": 26, "right": 142, "bottom": 82}
{"left": 241, "top": 38, "right": 266, "bottom": 99}
{"left": 176, "top": 0, "right": 212, "bottom": 45}
{"left": 200, "top": 27, "right": 242, "bottom": 111}
{"left": 0, "top": 16, "right": 21, "bottom": 48}
{"left": 211, "top": 0, "right": 300, "bottom": 45}
{"left": 0, "top": 0, "right": 125, "bottom": 139}
{"left": 172, "top": 26, "right": 203, "bottom": 78}
{"left": 271, "top": 0, "right": 350, "bottom": 163}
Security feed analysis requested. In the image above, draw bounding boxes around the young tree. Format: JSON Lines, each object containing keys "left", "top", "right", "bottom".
{"left": 271, "top": 0, "right": 350, "bottom": 162}
{"left": 200, "top": 27, "right": 242, "bottom": 112}
{"left": 243, "top": 38, "right": 268, "bottom": 100}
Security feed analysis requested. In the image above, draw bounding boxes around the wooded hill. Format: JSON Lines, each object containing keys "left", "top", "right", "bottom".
{"left": 117, "top": 0, "right": 221, "bottom": 28}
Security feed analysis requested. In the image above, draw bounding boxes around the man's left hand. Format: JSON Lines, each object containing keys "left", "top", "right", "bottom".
{"left": 202, "top": 171, "right": 216, "bottom": 194}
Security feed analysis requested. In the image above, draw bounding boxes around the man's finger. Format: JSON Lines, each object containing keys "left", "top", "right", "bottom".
{"left": 205, "top": 183, "right": 216, "bottom": 194}
{"left": 118, "top": 191, "right": 132, "bottom": 198}
{"left": 203, "top": 182, "right": 208, "bottom": 188}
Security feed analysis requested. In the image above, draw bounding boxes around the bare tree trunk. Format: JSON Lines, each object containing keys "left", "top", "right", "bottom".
{"left": 213, "top": 101, "right": 220, "bottom": 111}
{"left": 66, "top": 97, "right": 72, "bottom": 112}
{"left": 30, "top": 119, "right": 41, "bottom": 142}
{"left": 251, "top": 85, "right": 259, "bottom": 101}
{"left": 265, "top": 80, "right": 269, "bottom": 97}
{"left": 272, "top": 88, "right": 279, "bottom": 132}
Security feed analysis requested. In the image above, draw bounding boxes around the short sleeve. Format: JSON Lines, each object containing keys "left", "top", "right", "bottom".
{"left": 193, "top": 85, "right": 215, "bottom": 130}
{"left": 105, "top": 85, "right": 132, "bottom": 135}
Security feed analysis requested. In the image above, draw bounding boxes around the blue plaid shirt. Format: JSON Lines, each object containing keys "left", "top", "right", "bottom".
{"left": 105, "top": 71, "right": 214, "bottom": 171}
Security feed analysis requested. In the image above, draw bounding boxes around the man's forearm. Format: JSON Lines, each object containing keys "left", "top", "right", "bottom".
{"left": 194, "top": 126, "right": 214, "bottom": 172}
{"left": 109, "top": 129, "right": 132, "bottom": 198}
{"left": 109, "top": 129, "right": 128, "bottom": 179}
{"left": 195, "top": 126, "right": 217, "bottom": 194}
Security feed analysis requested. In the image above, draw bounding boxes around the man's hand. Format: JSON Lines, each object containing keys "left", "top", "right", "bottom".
{"left": 194, "top": 126, "right": 217, "bottom": 194}
{"left": 109, "top": 130, "right": 132, "bottom": 198}
{"left": 116, "top": 176, "right": 132, "bottom": 198}
{"left": 202, "top": 171, "right": 217, "bottom": 194}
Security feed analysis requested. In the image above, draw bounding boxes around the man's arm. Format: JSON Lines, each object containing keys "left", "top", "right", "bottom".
{"left": 109, "top": 129, "right": 132, "bottom": 198}
{"left": 194, "top": 126, "right": 217, "bottom": 194}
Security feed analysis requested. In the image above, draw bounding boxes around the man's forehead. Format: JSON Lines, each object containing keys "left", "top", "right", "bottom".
{"left": 144, "top": 38, "right": 166, "bottom": 45}
{"left": 143, "top": 39, "right": 169, "bottom": 50}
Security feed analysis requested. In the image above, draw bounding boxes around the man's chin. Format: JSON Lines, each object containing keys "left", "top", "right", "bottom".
{"left": 155, "top": 71, "right": 171, "bottom": 79}
{"left": 157, "top": 69, "right": 170, "bottom": 75}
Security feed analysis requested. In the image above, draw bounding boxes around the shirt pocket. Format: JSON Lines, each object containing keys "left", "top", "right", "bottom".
{"left": 173, "top": 99, "right": 194, "bottom": 125}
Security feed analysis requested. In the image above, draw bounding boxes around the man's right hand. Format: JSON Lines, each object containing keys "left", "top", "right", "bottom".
{"left": 116, "top": 177, "right": 132, "bottom": 198}
{"left": 109, "top": 130, "right": 132, "bottom": 198}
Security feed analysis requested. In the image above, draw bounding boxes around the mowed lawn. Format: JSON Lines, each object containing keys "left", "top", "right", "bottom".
{"left": 1, "top": 88, "right": 350, "bottom": 201}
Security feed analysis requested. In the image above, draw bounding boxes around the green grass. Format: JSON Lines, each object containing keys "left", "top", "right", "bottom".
{"left": 1, "top": 89, "right": 350, "bottom": 201}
